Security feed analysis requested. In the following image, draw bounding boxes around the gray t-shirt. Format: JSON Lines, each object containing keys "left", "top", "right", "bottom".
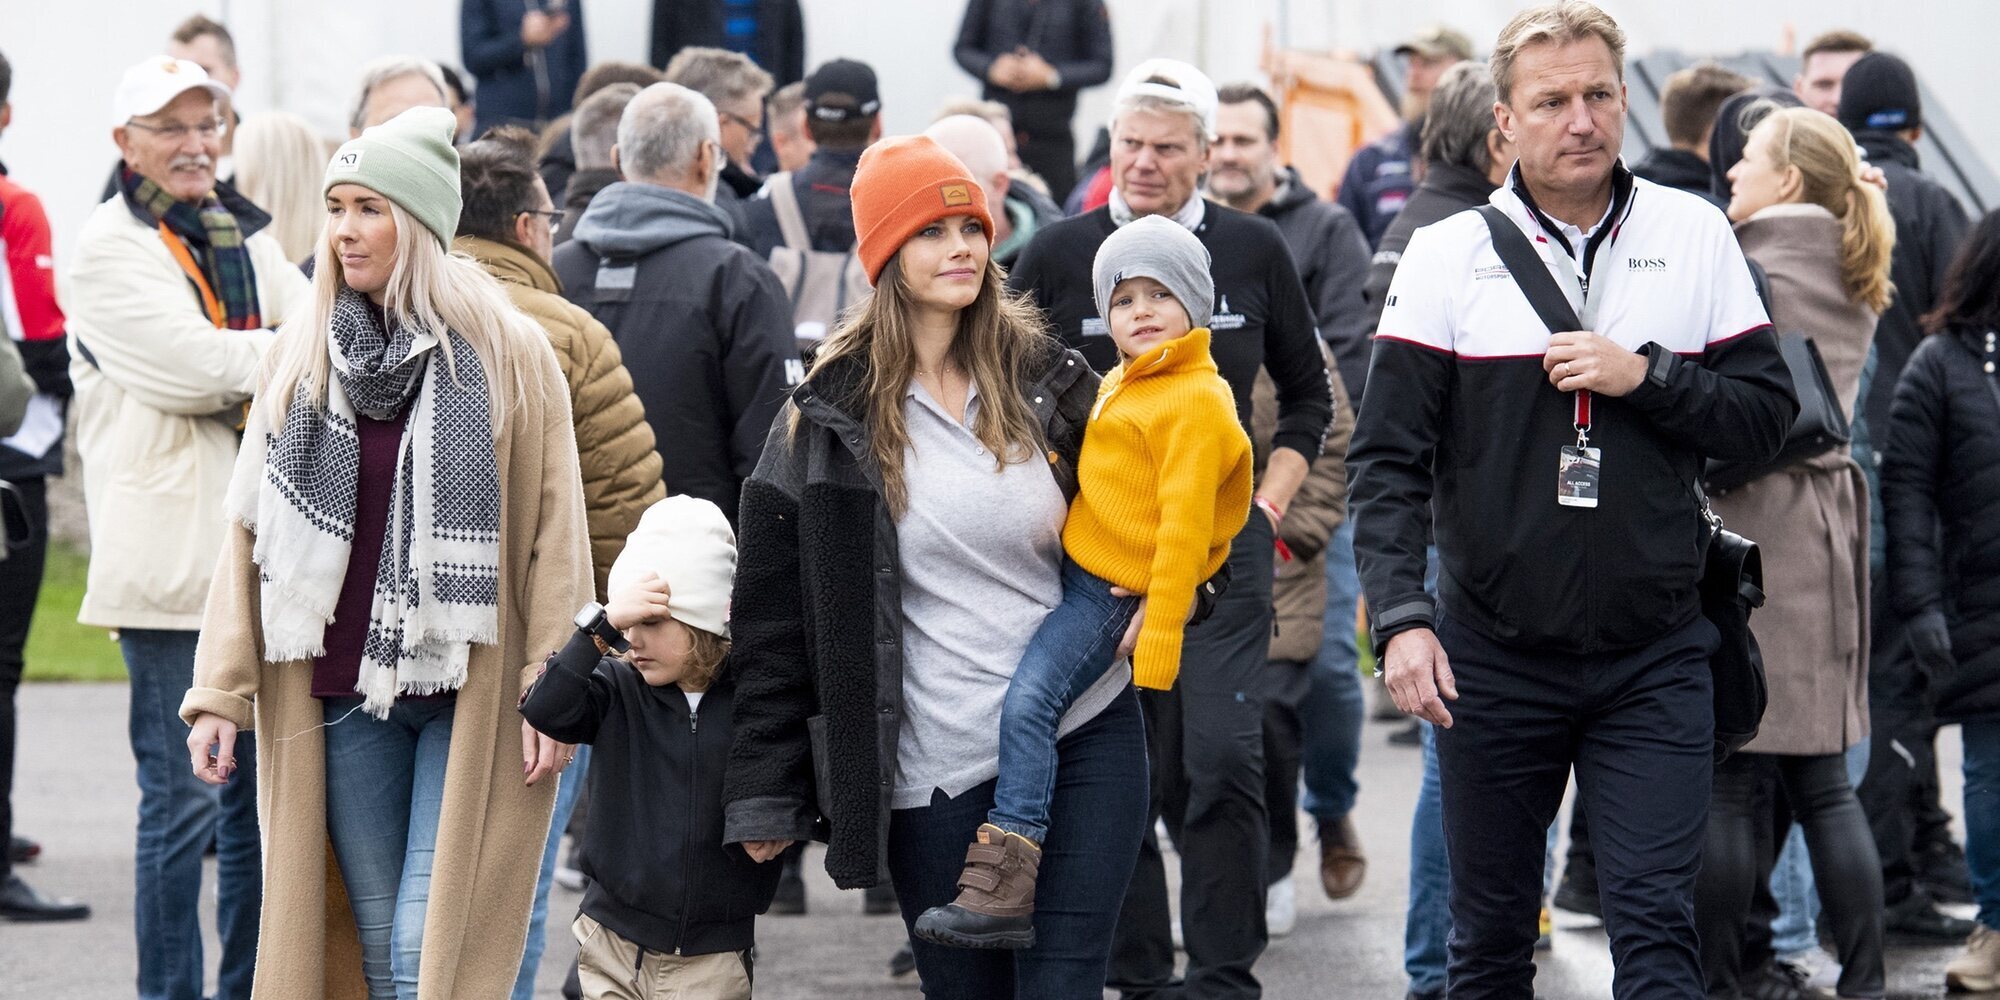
{"left": 891, "top": 380, "right": 1130, "bottom": 810}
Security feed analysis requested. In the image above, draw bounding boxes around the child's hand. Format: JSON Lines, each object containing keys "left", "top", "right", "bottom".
{"left": 605, "top": 572, "right": 673, "bottom": 631}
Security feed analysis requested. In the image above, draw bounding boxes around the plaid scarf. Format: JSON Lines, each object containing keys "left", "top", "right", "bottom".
{"left": 225, "top": 287, "right": 502, "bottom": 718}
{"left": 121, "top": 168, "right": 264, "bottom": 330}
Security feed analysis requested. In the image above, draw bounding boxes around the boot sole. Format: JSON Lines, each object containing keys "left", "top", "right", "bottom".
{"left": 912, "top": 914, "right": 1035, "bottom": 950}
{"left": 1946, "top": 970, "right": 1999, "bottom": 993}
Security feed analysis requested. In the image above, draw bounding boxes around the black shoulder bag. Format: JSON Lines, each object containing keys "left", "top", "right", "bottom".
{"left": 1702, "top": 262, "right": 1850, "bottom": 491}
{"left": 1476, "top": 205, "right": 1767, "bottom": 761}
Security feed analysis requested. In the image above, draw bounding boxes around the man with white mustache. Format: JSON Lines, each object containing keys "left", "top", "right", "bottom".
{"left": 63, "top": 56, "right": 308, "bottom": 1000}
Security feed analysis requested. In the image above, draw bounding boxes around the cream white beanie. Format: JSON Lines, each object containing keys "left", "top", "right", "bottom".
{"left": 607, "top": 496, "right": 737, "bottom": 640}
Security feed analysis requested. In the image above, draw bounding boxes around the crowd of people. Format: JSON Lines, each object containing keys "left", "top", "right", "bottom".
{"left": 0, "top": 2, "right": 1997, "bottom": 1000}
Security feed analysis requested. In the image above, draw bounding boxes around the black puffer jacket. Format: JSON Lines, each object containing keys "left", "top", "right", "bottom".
{"left": 720, "top": 343, "right": 1098, "bottom": 887}
{"left": 1883, "top": 328, "right": 2000, "bottom": 722}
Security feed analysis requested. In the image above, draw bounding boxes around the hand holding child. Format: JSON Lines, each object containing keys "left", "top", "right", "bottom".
{"left": 742, "top": 840, "right": 794, "bottom": 863}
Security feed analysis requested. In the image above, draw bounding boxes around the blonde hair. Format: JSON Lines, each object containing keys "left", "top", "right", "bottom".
{"left": 1491, "top": 1, "right": 1627, "bottom": 105}
{"left": 794, "top": 257, "right": 1054, "bottom": 517}
{"left": 261, "top": 197, "right": 541, "bottom": 425}
{"left": 1752, "top": 107, "right": 1897, "bottom": 312}
{"left": 233, "top": 112, "right": 331, "bottom": 264}
{"left": 678, "top": 623, "right": 730, "bottom": 691}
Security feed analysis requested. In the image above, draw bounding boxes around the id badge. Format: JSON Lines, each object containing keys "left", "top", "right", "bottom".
{"left": 1558, "top": 446, "right": 1602, "bottom": 508}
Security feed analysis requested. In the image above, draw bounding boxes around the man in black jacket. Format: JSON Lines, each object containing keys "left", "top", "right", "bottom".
{"left": 1630, "top": 63, "right": 1751, "bottom": 205}
{"left": 554, "top": 82, "right": 796, "bottom": 524}
{"left": 1351, "top": 5, "right": 1795, "bottom": 995}
{"left": 650, "top": 0, "right": 803, "bottom": 87}
{"left": 1836, "top": 50, "right": 1982, "bottom": 945}
{"left": 1009, "top": 59, "right": 1333, "bottom": 999}
{"left": 740, "top": 58, "right": 880, "bottom": 259}
{"left": 953, "top": 0, "right": 1113, "bottom": 201}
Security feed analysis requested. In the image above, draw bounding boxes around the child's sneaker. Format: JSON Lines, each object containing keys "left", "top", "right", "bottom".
{"left": 912, "top": 823, "right": 1042, "bottom": 949}
{"left": 1946, "top": 923, "right": 2000, "bottom": 994}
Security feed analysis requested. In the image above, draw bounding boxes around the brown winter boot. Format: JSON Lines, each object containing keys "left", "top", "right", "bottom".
{"left": 912, "top": 823, "right": 1042, "bottom": 949}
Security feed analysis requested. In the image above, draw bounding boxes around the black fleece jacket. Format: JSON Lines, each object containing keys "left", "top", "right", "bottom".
{"left": 521, "top": 632, "right": 781, "bottom": 955}
{"left": 1883, "top": 329, "right": 2000, "bottom": 723}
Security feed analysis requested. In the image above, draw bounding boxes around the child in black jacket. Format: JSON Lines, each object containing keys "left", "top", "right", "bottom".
{"left": 522, "top": 496, "right": 780, "bottom": 1000}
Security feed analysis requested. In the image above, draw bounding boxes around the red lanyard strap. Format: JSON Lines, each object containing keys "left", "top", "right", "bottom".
{"left": 1574, "top": 389, "right": 1592, "bottom": 446}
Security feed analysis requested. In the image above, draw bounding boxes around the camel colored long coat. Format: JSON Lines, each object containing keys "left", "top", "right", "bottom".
{"left": 180, "top": 319, "right": 593, "bottom": 999}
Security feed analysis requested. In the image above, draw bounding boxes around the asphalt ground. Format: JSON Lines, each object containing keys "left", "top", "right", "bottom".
{"left": 1, "top": 682, "right": 1977, "bottom": 998}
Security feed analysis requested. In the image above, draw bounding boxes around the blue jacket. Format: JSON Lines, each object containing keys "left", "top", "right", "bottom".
{"left": 462, "top": 0, "right": 587, "bottom": 134}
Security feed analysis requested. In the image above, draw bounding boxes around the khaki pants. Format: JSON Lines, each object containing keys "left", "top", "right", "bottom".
{"left": 573, "top": 913, "right": 753, "bottom": 1000}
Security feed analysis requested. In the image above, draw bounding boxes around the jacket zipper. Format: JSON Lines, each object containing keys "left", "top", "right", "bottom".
{"left": 674, "top": 703, "right": 699, "bottom": 955}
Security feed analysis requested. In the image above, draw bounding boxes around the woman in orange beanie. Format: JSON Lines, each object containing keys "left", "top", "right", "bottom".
{"left": 722, "top": 135, "right": 1152, "bottom": 997}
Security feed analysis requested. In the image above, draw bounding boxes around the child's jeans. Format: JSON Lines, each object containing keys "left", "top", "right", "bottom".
{"left": 989, "top": 557, "right": 1142, "bottom": 845}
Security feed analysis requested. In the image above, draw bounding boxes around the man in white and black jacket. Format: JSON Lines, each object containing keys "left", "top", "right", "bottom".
{"left": 1349, "top": 4, "right": 1795, "bottom": 997}
{"left": 1008, "top": 59, "right": 1332, "bottom": 999}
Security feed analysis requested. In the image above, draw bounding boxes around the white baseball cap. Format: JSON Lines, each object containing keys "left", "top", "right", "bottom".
{"left": 1113, "top": 58, "right": 1219, "bottom": 140}
{"left": 112, "top": 56, "right": 231, "bottom": 130}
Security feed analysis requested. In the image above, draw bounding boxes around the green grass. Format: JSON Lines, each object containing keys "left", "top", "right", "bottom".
{"left": 23, "top": 541, "right": 127, "bottom": 682}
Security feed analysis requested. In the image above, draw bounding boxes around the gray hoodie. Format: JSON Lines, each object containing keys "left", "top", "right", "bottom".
{"left": 571, "top": 181, "right": 737, "bottom": 259}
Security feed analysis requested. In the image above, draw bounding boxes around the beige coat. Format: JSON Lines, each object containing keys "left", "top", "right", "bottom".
{"left": 458, "top": 235, "right": 665, "bottom": 599}
{"left": 180, "top": 316, "right": 592, "bottom": 999}
{"left": 1720, "top": 205, "right": 1875, "bottom": 756}
{"left": 63, "top": 196, "right": 311, "bottom": 628}
{"left": 1254, "top": 345, "right": 1355, "bottom": 662}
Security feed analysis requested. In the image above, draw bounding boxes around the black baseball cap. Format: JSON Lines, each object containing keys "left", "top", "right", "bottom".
{"left": 805, "top": 58, "right": 881, "bottom": 122}
{"left": 1837, "top": 51, "right": 1922, "bottom": 133}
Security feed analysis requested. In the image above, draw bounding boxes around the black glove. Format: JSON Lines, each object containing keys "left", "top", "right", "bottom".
{"left": 1907, "top": 608, "right": 1955, "bottom": 676}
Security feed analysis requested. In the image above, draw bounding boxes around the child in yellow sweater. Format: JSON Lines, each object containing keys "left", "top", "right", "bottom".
{"left": 915, "top": 214, "right": 1252, "bottom": 949}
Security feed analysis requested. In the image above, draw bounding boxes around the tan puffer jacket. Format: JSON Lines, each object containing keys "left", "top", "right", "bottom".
{"left": 459, "top": 236, "right": 665, "bottom": 599}
{"left": 1253, "top": 342, "right": 1355, "bottom": 663}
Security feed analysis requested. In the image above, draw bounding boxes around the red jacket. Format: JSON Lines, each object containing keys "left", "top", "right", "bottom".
{"left": 0, "top": 165, "right": 67, "bottom": 477}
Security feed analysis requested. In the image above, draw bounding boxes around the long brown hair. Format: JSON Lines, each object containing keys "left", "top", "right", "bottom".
{"left": 796, "top": 256, "right": 1055, "bottom": 516}
{"left": 1754, "top": 107, "right": 1897, "bottom": 313}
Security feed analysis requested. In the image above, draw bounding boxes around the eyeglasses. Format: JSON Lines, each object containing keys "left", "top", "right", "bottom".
{"left": 125, "top": 117, "right": 228, "bottom": 142}
{"left": 521, "top": 208, "right": 565, "bottom": 233}
{"left": 719, "top": 110, "right": 765, "bottom": 134}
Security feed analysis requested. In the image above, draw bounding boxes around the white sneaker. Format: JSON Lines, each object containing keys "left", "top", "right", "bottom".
{"left": 554, "top": 864, "right": 586, "bottom": 892}
{"left": 1266, "top": 874, "right": 1297, "bottom": 938}
{"left": 1171, "top": 916, "right": 1184, "bottom": 952}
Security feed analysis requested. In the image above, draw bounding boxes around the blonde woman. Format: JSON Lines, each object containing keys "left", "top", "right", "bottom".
{"left": 232, "top": 111, "right": 331, "bottom": 265}
{"left": 723, "top": 136, "right": 1151, "bottom": 998}
{"left": 1695, "top": 103, "right": 1896, "bottom": 1000}
{"left": 179, "top": 107, "right": 590, "bottom": 999}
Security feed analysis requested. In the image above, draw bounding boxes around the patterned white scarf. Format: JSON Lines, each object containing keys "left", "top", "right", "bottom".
{"left": 227, "top": 287, "right": 501, "bottom": 718}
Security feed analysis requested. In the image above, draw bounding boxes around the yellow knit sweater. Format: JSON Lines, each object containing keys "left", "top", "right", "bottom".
{"left": 1063, "top": 327, "right": 1253, "bottom": 689}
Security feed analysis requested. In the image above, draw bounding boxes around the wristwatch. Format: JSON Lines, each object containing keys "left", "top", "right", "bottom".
{"left": 573, "top": 602, "right": 631, "bottom": 654}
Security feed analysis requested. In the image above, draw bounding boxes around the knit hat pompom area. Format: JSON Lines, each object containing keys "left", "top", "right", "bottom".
{"left": 850, "top": 135, "right": 995, "bottom": 285}
{"left": 608, "top": 496, "right": 738, "bottom": 640}
{"left": 1092, "top": 215, "right": 1215, "bottom": 328}
{"left": 324, "top": 106, "right": 463, "bottom": 248}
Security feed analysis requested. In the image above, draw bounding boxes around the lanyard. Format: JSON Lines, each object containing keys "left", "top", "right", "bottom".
{"left": 1542, "top": 227, "right": 1598, "bottom": 448}
{"left": 157, "top": 224, "right": 226, "bottom": 329}
{"left": 1573, "top": 387, "right": 1592, "bottom": 448}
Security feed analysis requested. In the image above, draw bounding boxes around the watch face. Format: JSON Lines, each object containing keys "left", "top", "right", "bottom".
{"left": 575, "top": 602, "right": 604, "bottom": 631}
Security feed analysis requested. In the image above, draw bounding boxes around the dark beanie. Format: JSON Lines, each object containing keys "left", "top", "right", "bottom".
{"left": 1837, "top": 52, "right": 1923, "bottom": 133}
{"left": 1707, "top": 87, "right": 1803, "bottom": 203}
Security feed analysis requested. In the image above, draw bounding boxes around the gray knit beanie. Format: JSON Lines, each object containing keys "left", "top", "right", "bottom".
{"left": 323, "top": 106, "right": 462, "bottom": 248}
{"left": 1092, "top": 215, "right": 1214, "bottom": 328}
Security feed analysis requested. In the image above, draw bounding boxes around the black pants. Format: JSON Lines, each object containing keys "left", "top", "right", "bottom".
{"left": 0, "top": 477, "right": 48, "bottom": 884}
{"left": 1695, "top": 751, "right": 1885, "bottom": 998}
{"left": 1856, "top": 573, "right": 1950, "bottom": 905}
{"left": 1435, "top": 613, "right": 1717, "bottom": 1000}
{"left": 1261, "top": 657, "right": 1310, "bottom": 887}
{"left": 1016, "top": 124, "right": 1077, "bottom": 210}
{"left": 1109, "top": 515, "right": 1274, "bottom": 999}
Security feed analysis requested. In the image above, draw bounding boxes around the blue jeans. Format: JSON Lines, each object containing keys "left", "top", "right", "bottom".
{"left": 122, "top": 628, "right": 261, "bottom": 1000}
{"left": 1408, "top": 721, "right": 1453, "bottom": 997}
{"left": 892, "top": 687, "right": 1149, "bottom": 999}
{"left": 1300, "top": 520, "right": 1365, "bottom": 825}
{"left": 323, "top": 696, "right": 456, "bottom": 1000}
{"left": 989, "top": 557, "right": 1140, "bottom": 844}
{"left": 1965, "top": 719, "right": 2000, "bottom": 930}
{"left": 513, "top": 743, "right": 592, "bottom": 1000}
{"left": 1769, "top": 738, "right": 1871, "bottom": 955}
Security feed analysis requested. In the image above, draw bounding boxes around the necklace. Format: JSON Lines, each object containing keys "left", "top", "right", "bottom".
{"left": 913, "top": 362, "right": 958, "bottom": 377}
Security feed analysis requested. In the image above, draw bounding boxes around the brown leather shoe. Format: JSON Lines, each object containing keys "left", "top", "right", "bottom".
{"left": 1319, "top": 815, "right": 1367, "bottom": 900}
{"left": 912, "top": 823, "right": 1042, "bottom": 949}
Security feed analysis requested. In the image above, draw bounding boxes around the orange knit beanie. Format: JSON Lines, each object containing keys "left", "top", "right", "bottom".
{"left": 850, "top": 135, "right": 994, "bottom": 285}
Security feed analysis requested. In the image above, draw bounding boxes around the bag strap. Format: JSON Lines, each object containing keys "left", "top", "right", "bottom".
{"left": 765, "top": 172, "right": 813, "bottom": 253}
{"left": 1475, "top": 205, "right": 1580, "bottom": 335}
